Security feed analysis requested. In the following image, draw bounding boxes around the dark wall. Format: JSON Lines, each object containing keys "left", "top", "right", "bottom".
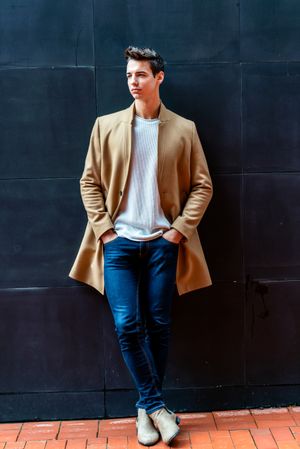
{"left": 0, "top": 0, "right": 299, "bottom": 422}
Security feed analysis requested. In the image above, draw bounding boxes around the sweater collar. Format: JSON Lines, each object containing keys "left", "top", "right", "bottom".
{"left": 122, "top": 101, "right": 171, "bottom": 124}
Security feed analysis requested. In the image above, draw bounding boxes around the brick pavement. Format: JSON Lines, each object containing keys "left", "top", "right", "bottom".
{"left": 0, "top": 406, "right": 299, "bottom": 449}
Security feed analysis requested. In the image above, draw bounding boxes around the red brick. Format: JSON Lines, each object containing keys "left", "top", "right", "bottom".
{"left": 270, "top": 428, "right": 295, "bottom": 442}
{"left": 169, "top": 440, "right": 191, "bottom": 448}
{"left": 290, "top": 427, "right": 300, "bottom": 442}
{"left": 58, "top": 433, "right": 97, "bottom": 441}
{"left": 25, "top": 441, "right": 47, "bottom": 449}
{"left": 191, "top": 443, "right": 214, "bottom": 449}
{"left": 276, "top": 443, "right": 300, "bottom": 449}
{"left": 4, "top": 407, "right": 300, "bottom": 449}
{"left": 87, "top": 438, "right": 106, "bottom": 445}
{"left": 250, "top": 429, "right": 277, "bottom": 449}
{"left": 107, "top": 436, "right": 127, "bottom": 448}
{"left": 20, "top": 435, "right": 57, "bottom": 441}
{"left": 288, "top": 408, "right": 300, "bottom": 426}
{"left": 86, "top": 438, "right": 107, "bottom": 449}
{"left": 171, "top": 430, "right": 191, "bottom": 445}
{"left": 19, "top": 434, "right": 58, "bottom": 442}
{"left": 209, "top": 431, "right": 234, "bottom": 449}
{"left": 65, "top": 439, "right": 87, "bottom": 449}
{"left": 257, "top": 421, "right": 296, "bottom": 429}
{"left": 251, "top": 408, "right": 296, "bottom": 428}
{"left": 127, "top": 435, "right": 147, "bottom": 448}
{"left": 61, "top": 422, "right": 98, "bottom": 429}
{"left": 126, "top": 436, "right": 139, "bottom": 449}
{"left": 99, "top": 418, "right": 135, "bottom": 437}
{"left": 177, "top": 431, "right": 190, "bottom": 438}
{"left": 22, "top": 424, "right": 60, "bottom": 432}
{"left": 179, "top": 413, "right": 216, "bottom": 432}
{"left": 213, "top": 410, "right": 257, "bottom": 431}
{"left": 5, "top": 442, "right": 26, "bottom": 449}
{"left": 210, "top": 431, "right": 231, "bottom": 441}
{"left": 19, "top": 423, "right": 60, "bottom": 442}
{"left": 190, "top": 431, "right": 211, "bottom": 445}
{"left": 0, "top": 424, "right": 22, "bottom": 431}
{"left": 173, "top": 441, "right": 192, "bottom": 447}
{"left": 58, "top": 422, "right": 98, "bottom": 440}
{"left": 213, "top": 442, "right": 235, "bottom": 449}
{"left": 212, "top": 440, "right": 235, "bottom": 449}
{"left": 45, "top": 440, "right": 67, "bottom": 449}
{"left": 230, "top": 429, "right": 256, "bottom": 449}
{"left": 0, "top": 429, "right": 20, "bottom": 442}
{"left": 21, "top": 421, "right": 60, "bottom": 440}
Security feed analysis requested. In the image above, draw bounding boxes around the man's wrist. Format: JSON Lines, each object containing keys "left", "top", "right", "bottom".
{"left": 163, "top": 228, "right": 183, "bottom": 244}
{"left": 100, "top": 229, "right": 117, "bottom": 243}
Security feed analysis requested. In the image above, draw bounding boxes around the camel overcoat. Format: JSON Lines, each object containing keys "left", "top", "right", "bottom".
{"left": 69, "top": 102, "right": 213, "bottom": 295}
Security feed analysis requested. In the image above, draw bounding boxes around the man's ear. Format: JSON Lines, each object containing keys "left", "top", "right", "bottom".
{"left": 157, "top": 71, "right": 165, "bottom": 85}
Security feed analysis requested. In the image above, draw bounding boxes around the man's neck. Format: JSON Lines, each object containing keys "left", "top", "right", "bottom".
{"left": 134, "top": 98, "right": 161, "bottom": 119}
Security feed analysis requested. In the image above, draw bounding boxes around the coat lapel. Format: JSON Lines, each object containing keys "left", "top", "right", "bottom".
{"left": 121, "top": 102, "right": 135, "bottom": 163}
{"left": 157, "top": 102, "right": 172, "bottom": 187}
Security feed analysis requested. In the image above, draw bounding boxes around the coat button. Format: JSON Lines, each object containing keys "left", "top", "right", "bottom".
{"left": 119, "top": 190, "right": 123, "bottom": 196}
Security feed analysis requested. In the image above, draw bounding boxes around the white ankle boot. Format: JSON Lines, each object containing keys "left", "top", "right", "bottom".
{"left": 149, "top": 407, "right": 180, "bottom": 445}
{"left": 136, "top": 408, "right": 160, "bottom": 446}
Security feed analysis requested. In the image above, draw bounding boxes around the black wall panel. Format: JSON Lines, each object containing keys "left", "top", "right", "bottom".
{"left": 200, "top": 175, "right": 243, "bottom": 282}
{"left": 94, "top": 0, "right": 239, "bottom": 65}
{"left": 0, "top": 287, "right": 104, "bottom": 391}
{"left": 0, "top": 179, "right": 86, "bottom": 287}
{"left": 0, "top": 68, "right": 96, "bottom": 178}
{"left": 1, "top": 0, "right": 299, "bottom": 421}
{"left": 242, "top": 63, "right": 300, "bottom": 172}
{"left": 0, "top": 391, "right": 105, "bottom": 422}
{"left": 96, "top": 66, "right": 131, "bottom": 115}
{"left": 246, "top": 281, "right": 300, "bottom": 384}
{"left": 161, "top": 64, "right": 241, "bottom": 174}
{"left": 244, "top": 174, "right": 300, "bottom": 280}
{"left": 0, "top": 0, "right": 94, "bottom": 67}
{"left": 240, "top": 0, "right": 300, "bottom": 61}
{"left": 166, "top": 282, "right": 244, "bottom": 388}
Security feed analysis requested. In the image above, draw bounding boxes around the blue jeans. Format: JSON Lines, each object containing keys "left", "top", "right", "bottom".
{"left": 103, "top": 236, "right": 179, "bottom": 414}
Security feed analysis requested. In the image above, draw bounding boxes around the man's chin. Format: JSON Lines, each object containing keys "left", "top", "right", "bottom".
{"left": 131, "top": 92, "right": 142, "bottom": 99}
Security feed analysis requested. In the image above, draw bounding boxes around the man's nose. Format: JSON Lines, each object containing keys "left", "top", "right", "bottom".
{"left": 131, "top": 76, "right": 138, "bottom": 86}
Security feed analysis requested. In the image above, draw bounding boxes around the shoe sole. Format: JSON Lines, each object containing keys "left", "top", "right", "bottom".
{"left": 137, "top": 439, "right": 160, "bottom": 447}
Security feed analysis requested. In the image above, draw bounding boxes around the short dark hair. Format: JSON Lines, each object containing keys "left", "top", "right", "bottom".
{"left": 124, "top": 46, "right": 165, "bottom": 76}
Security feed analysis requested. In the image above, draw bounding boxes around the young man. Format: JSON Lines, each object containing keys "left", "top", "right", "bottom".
{"left": 69, "top": 46, "right": 213, "bottom": 446}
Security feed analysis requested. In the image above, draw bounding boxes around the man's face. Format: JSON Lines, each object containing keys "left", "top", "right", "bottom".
{"left": 126, "top": 59, "right": 164, "bottom": 101}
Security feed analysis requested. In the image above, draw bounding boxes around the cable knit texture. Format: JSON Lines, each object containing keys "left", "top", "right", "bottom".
{"left": 114, "top": 115, "right": 170, "bottom": 241}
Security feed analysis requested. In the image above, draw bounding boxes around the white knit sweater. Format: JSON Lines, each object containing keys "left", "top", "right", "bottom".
{"left": 114, "top": 115, "right": 170, "bottom": 241}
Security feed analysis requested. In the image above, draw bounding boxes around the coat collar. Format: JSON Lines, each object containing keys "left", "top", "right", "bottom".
{"left": 120, "top": 101, "right": 172, "bottom": 124}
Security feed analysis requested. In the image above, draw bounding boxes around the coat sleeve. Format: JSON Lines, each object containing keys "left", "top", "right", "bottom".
{"left": 79, "top": 118, "right": 114, "bottom": 241}
{"left": 171, "top": 122, "right": 213, "bottom": 241}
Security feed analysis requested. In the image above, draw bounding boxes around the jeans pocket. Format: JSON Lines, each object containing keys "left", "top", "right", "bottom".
{"left": 103, "top": 236, "right": 119, "bottom": 247}
{"left": 161, "top": 236, "right": 179, "bottom": 247}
